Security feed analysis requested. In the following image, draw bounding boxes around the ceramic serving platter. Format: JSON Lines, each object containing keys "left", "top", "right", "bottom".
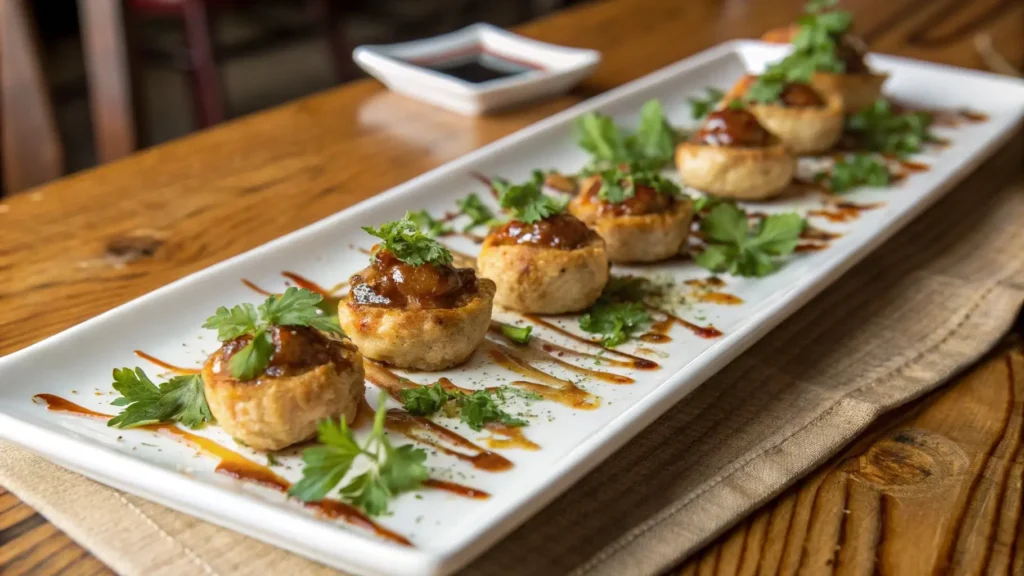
{"left": 1, "top": 40, "right": 1022, "bottom": 576}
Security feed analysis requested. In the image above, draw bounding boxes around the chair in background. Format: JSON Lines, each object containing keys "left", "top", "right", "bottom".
{"left": 123, "top": 0, "right": 356, "bottom": 130}
{"left": 0, "top": 0, "right": 64, "bottom": 194}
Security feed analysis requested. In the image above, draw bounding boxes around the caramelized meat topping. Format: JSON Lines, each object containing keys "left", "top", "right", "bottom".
{"left": 219, "top": 325, "right": 352, "bottom": 379}
{"left": 696, "top": 108, "right": 773, "bottom": 147}
{"left": 349, "top": 249, "right": 478, "bottom": 309}
{"left": 489, "top": 213, "right": 597, "bottom": 249}
{"left": 578, "top": 179, "right": 674, "bottom": 216}
{"left": 836, "top": 35, "right": 869, "bottom": 74}
{"left": 779, "top": 83, "right": 825, "bottom": 108}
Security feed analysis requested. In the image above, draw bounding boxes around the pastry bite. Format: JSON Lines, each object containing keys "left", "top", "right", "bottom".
{"left": 675, "top": 105, "right": 795, "bottom": 200}
{"left": 568, "top": 166, "right": 693, "bottom": 263}
{"left": 809, "top": 35, "right": 888, "bottom": 113}
{"left": 202, "top": 290, "right": 365, "bottom": 451}
{"left": 339, "top": 215, "right": 495, "bottom": 371}
{"left": 728, "top": 74, "right": 844, "bottom": 155}
{"left": 477, "top": 176, "right": 608, "bottom": 314}
{"left": 760, "top": 1, "right": 886, "bottom": 113}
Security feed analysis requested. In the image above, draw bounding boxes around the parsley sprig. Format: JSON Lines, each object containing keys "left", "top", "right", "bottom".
{"left": 695, "top": 203, "right": 805, "bottom": 277}
{"left": 399, "top": 384, "right": 527, "bottom": 431}
{"left": 494, "top": 174, "right": 567, "bottom": 223}
{"left": 579, "top": 302, "right": 652, "bottom": 348}
{"left": 816, "top": 153, "right": 891, "bottom": 192}
{"left": 406, "top": 209, "right": 451, "bottom": 238}
{"left": 499, "top": 323, "right": 532, "bottom": 344}
{"left": 689, "top": 87, "right": 725, "bottom": 120}
{"left": 107, "top": 368, "right": 212, "bottom": 429}
{"left": 845, "top": 99, "right": 934, "bottom": 157}
{"left": 203, "top": 287, "right": 343, "bottom": 381}
{"left": 745, "top": 0, "right": 854, "bottom": 104}
{"left": 455, "top": 193, "right": 497, "bottom": 232}
{"left": 363, "top": 214, "right": 454, "bottom": 266}
{"left": 581, "top": 163, "right": 681, "bottom": 204}
{"left": 575, "top": 99, "right": 677, "bottom": 171}
{"left": 289, "top": 395, "right": 428, "bottom": 515}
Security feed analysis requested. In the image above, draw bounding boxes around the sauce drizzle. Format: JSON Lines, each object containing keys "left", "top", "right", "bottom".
{"left": 484, "top": 342, "right": 600, "bottom": 410}
{"left": 134, "top": 350, "right": 201, "bottom": 375}
{"left": 32, "top": 394, "right": 412, "bottom": 545}
{"left": 364, "top": 362, "right": 539, "bottom": 451}
{"left": 489, "top": 322, "right": 635, "bottom": 384}
{"left": 522, "top": 315, "right": 659, "bottom": 369}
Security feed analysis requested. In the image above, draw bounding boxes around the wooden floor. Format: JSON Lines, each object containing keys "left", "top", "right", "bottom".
{"left": 677, "top": 337, "right": 1024, "bottom": 576}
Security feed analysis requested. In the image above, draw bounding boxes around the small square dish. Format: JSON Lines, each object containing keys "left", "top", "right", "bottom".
{"left": 353, "top": 23, "right": 601, "bottom": 115}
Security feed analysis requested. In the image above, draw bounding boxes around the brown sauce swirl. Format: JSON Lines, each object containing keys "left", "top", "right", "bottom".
{"left": 349, "top": 249, "right": 479, "bottom": 309}
{"left": 779, "top": 83, "right": 825, "bottom": 108}
{"left": 576, "top": 177, "right": 674, "bottom": 217}
{"left": 214, "top": 325, "right": 354, "bottom": 380}
{"left": 488, "top": 213, "right": 597, "bottom": 249}
{"left": 696, "top": 108, "right": 773, "bottom": 148}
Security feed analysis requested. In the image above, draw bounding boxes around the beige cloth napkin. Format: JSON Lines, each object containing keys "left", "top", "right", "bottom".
{"left": 2, "top": 142, "right": 1023, "bottom": 576}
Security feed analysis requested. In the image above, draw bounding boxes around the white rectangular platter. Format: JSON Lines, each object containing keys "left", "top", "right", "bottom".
{"left": 1, "top": 40, "right": 1023, "bottom": 576}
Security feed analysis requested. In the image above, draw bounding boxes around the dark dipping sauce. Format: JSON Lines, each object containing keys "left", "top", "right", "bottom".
{"left": 779, "top": 83, "right": 825, "bottom": 107}
{"left": 696, "top": 108, "right": 773, "bottom": 147}
{"left": 577, "top": 179, "right": 674, "bottom": 217}
{"left": 412, "top": 51, "right": 536, "bottom": 84}
{"left": 489, "top": 213, "right": 598, "bottom": 250}
{"left": 216, "top": 325, "right": 354, "bottom": 380}
{"left": 350, "top": 249, "right": 479, "bottom": 310}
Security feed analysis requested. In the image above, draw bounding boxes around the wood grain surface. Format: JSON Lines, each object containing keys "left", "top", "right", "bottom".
{"left": 0, "top": 0, "right": 1021, "bottom": 573}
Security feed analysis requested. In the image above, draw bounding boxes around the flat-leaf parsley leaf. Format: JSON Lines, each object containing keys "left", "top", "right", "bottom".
{"left": 695, "top": 203, "right": 805, "bottom": 277}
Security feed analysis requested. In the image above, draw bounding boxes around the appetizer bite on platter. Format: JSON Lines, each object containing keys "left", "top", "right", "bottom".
{"left": 763, "top": 0, "right": 887, "bottom": 113}
{"left": 675, "top": 103, "right": 796, "bottom": 200}
{"left": 339, "top": 215, "right": 496, "bottom": 370}
{"left": 477, "top": 175, "right": 609, "bottom": 314}
{"left": 730, "top": 73, "right": 844, "bottom": 154}
{"left": 568, "top": 164, "right": 693, "bottom": 263}
{"left": 200, "top": 288, "right": 365, "bottom": 451}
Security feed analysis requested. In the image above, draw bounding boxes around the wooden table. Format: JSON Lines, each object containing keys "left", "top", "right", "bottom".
{"left": 1, "top": 0, "right": 1021, "bottom": 573}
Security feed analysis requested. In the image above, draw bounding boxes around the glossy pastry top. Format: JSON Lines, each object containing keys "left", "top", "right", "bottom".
{"left": 349, "top": 249, "right": 479, "bottom": 310}
{"left": 778, "top": 83, "right": 825, "bottom": 107}
{"left": 489, "top": 213, "right": 598, "bottom": 249}
{"left": 215, "top": 325, "right": 354, "bottom": 380}
{"left": 695, "top": 108, "right": 773, "bottom": 147}
{"left": 576, "top": 177, "right": 675, "bottom": 217}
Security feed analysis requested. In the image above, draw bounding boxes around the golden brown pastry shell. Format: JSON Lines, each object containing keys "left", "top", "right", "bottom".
{"left": 568, "top": 195, "right": 694, "bottom": 263}
{"left": 747, "top": 88, "right": 844, "bottom": 154}
{"left": 810, "top": 71, "right": 888, "bottom": 113}
{"left": 476, "top": 234, "right": 608, "bottom": 314}
{"left": 202, "top": 343, "right": 365, "bottom": 451}
{"left": 338, "top": 278, "right": 495, "bottom": 371}
{"left": 675, "top": 139, "right": 795, "bottom": 200}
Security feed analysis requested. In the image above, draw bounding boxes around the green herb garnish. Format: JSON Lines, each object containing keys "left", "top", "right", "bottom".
{"left": 455, "top": 193, "right": 497, "bottom": 232}
{"left": 496, "top": 174, "right": 567, "bottom": 223}
{"left": 289, "top": 395, "right": 428, "bottom": 516}
{"left": 202, "top": 287, "right": 342, "bottom": 381}
{"left": 579, "top": 302, "right": 652, "bottom": 348}
{"left": 582, "top": 164, "right": 681, "bottom": 204}
{"left": 845, "top": 99, "right": 934, "bottom": 157}
{"left": 399, "top": 384, "right": 526, "bottom": 431}
{"left": 406, "top": 209, "right": 451, "bottom": 238}
{"left": 107, "top": 368, "right": 213, "bottom": 429}
{"left": 688, "top": 87, "right": 725, "bottom": 120}
{"left": 362, "top": 213, "right": 454, "bottom": 266}
{"left": 575, "top": 99, "right": 676, "bottom": 171}
{"left": 818, "top": 153, "right": 891, "bottom": 192}
{"left": 499, "top": 323, "right": 533, "bottom": 344}
{"left": 695, "top": 203, "right": 805, "bottom": 277}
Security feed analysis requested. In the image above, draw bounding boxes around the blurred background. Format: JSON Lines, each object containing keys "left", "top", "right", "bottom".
{"left": 2, "top": 0, "right": 588, "bottom": 195}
